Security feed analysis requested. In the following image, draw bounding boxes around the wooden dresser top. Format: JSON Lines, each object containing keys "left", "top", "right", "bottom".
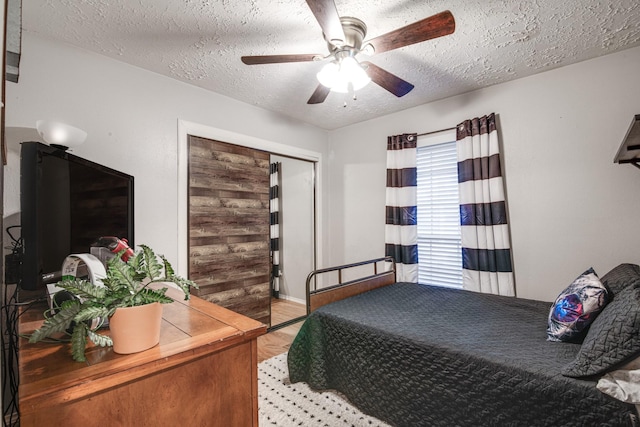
{"left": 18, "top": 285, "right": 267, "bottom": 408}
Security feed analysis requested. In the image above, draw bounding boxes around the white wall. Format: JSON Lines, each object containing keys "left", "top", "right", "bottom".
{"left": 4, "top": 32, "right": 329, "bottom": 274}
{"left": 7, "top": 33, "right": 640, "bottom": 303}
{"left": 327, "top": 45, "right": 640, "bottom": 302}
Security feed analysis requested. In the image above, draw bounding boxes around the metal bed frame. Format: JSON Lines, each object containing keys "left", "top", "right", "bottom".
{"left": 305, "top": 256, "right": 396, "bottom": 314}
{"left": 269, "top": 256, "right": 396, "bottom": 331}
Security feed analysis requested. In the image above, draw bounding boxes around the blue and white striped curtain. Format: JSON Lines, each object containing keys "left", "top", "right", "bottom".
{"left": 385, "top": 133, "right": 418, "bottom": 283}
{"left": 270, "top": 162, "right": 281, "bottom": 298}
{"left": 456, "top": 113, "right": 515, "bottom": 296}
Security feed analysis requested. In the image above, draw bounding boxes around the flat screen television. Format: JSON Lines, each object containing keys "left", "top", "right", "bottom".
{"left": 20, "top": 141, "right": 134, "bottom": 291}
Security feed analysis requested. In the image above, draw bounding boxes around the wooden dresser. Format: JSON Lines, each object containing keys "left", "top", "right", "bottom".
{"left": 18, "top": 286, "right": 267, "bottom": 426}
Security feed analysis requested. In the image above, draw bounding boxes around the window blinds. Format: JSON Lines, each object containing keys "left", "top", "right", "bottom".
{"left": 416, "top": 141, "right": 462, "bottom": 288}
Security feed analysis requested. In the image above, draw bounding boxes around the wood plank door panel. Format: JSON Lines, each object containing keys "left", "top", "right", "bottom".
{"left": 188, "top": 135, "right": 271, "bottom": 326}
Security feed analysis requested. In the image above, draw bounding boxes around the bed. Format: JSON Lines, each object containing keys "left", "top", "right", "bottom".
{"left": 287, "top": 258, "right": 640, "bottom": 426}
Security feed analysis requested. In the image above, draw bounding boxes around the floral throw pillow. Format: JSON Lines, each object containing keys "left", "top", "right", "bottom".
{"left": 547, "top": 268, "right": 609, "bottom": 342}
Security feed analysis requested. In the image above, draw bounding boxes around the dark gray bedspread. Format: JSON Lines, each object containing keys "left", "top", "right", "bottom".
{"left": 287, "top": 282, "right": 637, "bottom": 426}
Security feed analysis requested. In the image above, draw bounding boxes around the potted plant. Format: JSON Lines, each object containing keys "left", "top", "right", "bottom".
{"left": 28, "top": 245, "right": 198, "bottom": 362}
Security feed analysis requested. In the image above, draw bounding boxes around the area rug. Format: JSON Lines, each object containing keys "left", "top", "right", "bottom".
{"left": 258, "top": 353, "right": 391, "bottom": 426}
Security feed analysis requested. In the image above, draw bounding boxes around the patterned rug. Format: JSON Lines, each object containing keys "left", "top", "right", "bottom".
{"left": 258, "top": 353, "right": 391, "bottom": 426}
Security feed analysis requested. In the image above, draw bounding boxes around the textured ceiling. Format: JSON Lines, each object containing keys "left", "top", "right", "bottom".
{"left": 22, "top": 0, "right": 640, "bottom": 130}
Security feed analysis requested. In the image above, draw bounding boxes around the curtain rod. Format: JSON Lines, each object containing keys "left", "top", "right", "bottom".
{"left": 416, "top": 126, "right": 456, "bottom": 137}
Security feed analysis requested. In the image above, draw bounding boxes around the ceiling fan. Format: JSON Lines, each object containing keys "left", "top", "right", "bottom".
{"left": 241, "top": 0, "right": 455, "bottom": 105}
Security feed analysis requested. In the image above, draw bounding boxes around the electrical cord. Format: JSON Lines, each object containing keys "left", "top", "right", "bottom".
{"left": 4, "top": 227, "right": 21, "bottom": 287}
{"left": 1, "top": 296, "right": 45, "bottom": 427}
{"left": 2, "top": 225, "right": 24, "bottom": 426}
{"left": 2, "top": 282, "right": 20, "bottom": 426}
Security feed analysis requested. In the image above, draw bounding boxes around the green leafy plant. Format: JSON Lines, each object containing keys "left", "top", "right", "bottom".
{"left": 29, "top": 245, "right": 198, "bottom": 362}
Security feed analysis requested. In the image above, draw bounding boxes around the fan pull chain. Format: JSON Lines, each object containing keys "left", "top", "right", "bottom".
{"left": 343, "top": 83, "right": 358, "bottom": 107}
{"left": 342, "top": 93, "right": 359, "bottom": 107}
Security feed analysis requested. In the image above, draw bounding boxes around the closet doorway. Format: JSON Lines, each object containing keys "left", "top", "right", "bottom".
{"left": 269, "top": 154, "right": 315, "bottom": 329}
{"left": 178, "top": 121, "right": 319, "bottom": 330}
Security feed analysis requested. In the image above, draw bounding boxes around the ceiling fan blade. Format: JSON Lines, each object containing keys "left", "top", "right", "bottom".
{"left": 241, "top": 54, "right": 321, "bottom": 65}
{"left": 307, "top": 84, "right": 331, "bottom": 104}
{"left": 362, "top": 62, "right": 414, "bottom": 97}
{"left": 365, "top": 10, "right": 455, "bottom": 54}
{"left": 305, "top": 0, "right": 346, "bottom": 45}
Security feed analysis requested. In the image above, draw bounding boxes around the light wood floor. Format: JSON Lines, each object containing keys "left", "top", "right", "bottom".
{"left": 257, "top": 298, "right": 305, "bottom": 363}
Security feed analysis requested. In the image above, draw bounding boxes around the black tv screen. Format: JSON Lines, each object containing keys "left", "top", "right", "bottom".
{"left": 20, "top": 141, "right": 134, "bottom": 291}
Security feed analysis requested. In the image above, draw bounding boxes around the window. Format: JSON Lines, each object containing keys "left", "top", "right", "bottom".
{"left": 416, "top": 134, "right": 462, "bottom": 288}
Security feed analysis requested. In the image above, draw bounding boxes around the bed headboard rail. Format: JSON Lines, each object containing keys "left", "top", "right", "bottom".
{"left": 306, "top": 257, "right": 396, "bottom": 314}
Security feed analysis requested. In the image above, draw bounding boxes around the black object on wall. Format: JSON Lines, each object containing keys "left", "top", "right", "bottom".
{"left": 614, "top": 114, "right": 640, "bottom": 170}
{"left": 5, "top": 0, "right": 22, "bottom": 83}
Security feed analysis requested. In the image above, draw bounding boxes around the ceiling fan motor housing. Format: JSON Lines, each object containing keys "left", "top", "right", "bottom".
{"left": 326, "top": 16, "right": 367, "bottom": 55}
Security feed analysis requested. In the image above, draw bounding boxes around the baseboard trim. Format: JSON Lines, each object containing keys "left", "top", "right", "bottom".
{"left": 275, "top": 294, "right": 305, "bottom": 305}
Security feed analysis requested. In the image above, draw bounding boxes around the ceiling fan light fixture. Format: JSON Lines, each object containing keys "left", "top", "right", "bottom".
{"left": 316, "top": 61, "right": 339, "bottom": 88}
{"left": 316, "top": 56, "right": 370, "bottom": 93}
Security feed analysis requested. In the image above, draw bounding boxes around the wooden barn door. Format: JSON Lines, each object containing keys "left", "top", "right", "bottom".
{"left": 187, "top": 135, "right": 271, "bottom": 326}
